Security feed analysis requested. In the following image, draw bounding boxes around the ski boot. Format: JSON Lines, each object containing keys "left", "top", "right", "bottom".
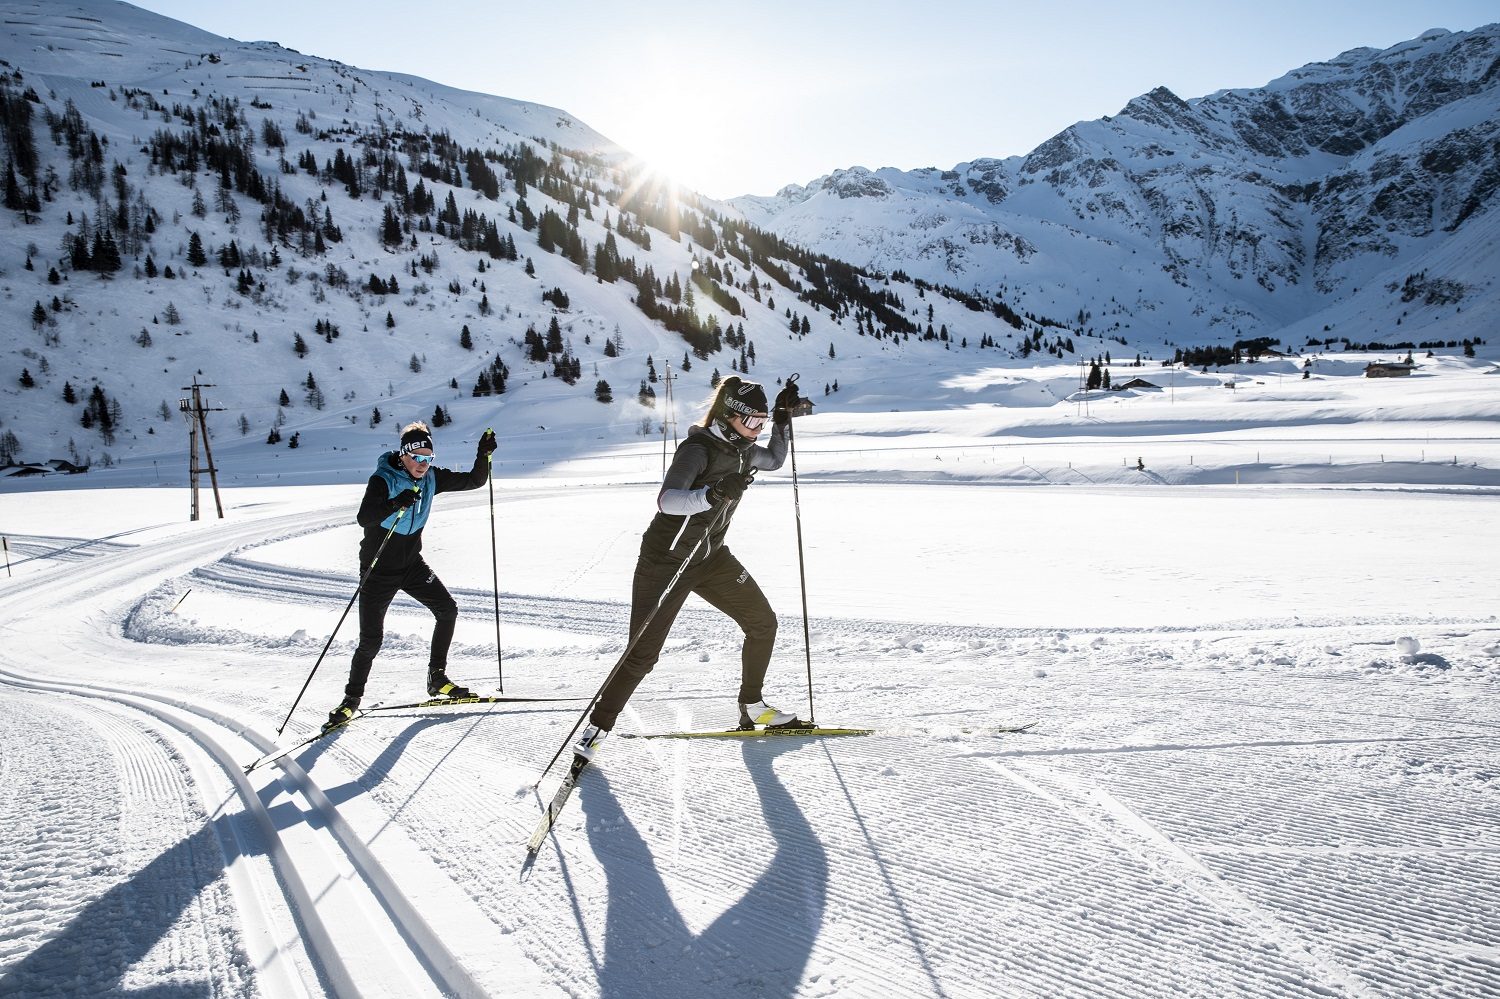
{"left": 738, "top": 699, "right": 805, "bottom": 730}
{"left": 426, "top": 669, "right": 474, "bottom": 699}
{"left": 324, "top": 695, "right": 361, "bottom": 733}
{"left": 573, "top": 723, "right": 609, "bottom": 763}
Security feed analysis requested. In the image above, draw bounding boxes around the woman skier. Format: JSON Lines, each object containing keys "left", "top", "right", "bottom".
{"left": 325, "top": 421, "right": 497, "bottom": 730}
{"left": 572, "top": 375, "right": 803, "bottom": 762}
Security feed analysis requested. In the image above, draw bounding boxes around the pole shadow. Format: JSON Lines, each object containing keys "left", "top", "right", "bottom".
{"left": 581, "top": 738, "right": 829, "bottom": 999}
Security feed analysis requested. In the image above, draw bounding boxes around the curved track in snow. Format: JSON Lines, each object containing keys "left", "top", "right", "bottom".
{"left": 3, "top": 500, "right": 1498, "bottom": 998}
{"left": 0, "top": 506, "right": 564, "bottom": 998}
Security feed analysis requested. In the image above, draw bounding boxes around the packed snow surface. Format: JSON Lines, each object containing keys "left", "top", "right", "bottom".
{"left": 2, "top": 357, "right": 1498, "bottom": 998}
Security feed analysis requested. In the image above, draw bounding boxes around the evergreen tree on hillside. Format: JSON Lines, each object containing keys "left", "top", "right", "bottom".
{"left": 187, "top": 231, "right": 207, "bottom": 267}
{"left": 381, "top": 203, "right": 402, "bottom": 245}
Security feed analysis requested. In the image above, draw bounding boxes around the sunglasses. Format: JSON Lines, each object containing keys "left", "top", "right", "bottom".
{"left": 407, "top": 452, "right": 436, "bottom": 465}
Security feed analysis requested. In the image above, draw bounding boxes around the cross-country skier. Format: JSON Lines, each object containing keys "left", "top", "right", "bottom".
{"left": 325, "top": 422, "right": 498, "bottom": 730}
{"left": 571, "top": 376, "right": 804, "bottom": 762}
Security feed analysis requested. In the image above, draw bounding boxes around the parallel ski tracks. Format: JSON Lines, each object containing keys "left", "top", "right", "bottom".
{"left": 0, "top": 505, "right": 563, "bottom": 998}
{"left": 0, "top": 665, "right": 490, "bottom": 998}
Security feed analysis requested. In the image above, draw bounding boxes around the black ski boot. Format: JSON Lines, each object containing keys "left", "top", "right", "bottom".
{"left": 324, "top": 695, "right": 361, "bottom": 733}
{"left": 426, "top": 669, "right": 474, "bottom": 699}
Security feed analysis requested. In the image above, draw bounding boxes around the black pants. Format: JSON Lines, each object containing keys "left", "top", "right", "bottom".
{"left": 591, "top": 546, "right": 777, "bottom": 731}
{"left": 342, "top": 558, "right": 458, "bottom": 700}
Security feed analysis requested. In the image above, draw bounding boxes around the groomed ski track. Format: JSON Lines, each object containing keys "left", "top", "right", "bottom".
{"left": 2, "top": 489, "right": 1499, "bottom": 998}
{"left": 0, "top": 502, "right": 563, "bottom": 999}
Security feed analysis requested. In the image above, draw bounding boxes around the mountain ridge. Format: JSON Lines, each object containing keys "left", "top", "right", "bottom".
{"left": 731, "top": 24, "right": 1500, "bottom": 348}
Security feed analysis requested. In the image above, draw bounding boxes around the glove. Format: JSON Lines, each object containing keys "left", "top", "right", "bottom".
{"left": 477, "top": 429, "right": 498, "bottom": 457}
{"left": 773, "top": 382, "right": 801, "bottom": 428}
{"left": 708, "top": 471, "right": 753, "bottom": 505}
{"left": 391, "top": 488, "right": 419, "bottom": 514}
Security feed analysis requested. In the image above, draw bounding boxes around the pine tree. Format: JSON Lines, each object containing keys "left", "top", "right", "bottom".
{"left": 62, "top": 381, "right": 76, "bottom": 404}
{"left": 460, "top": 324, "right": 473, "bottom": 350}
{"left": 187, "top": 231, "right": 207, "bottom": 267}
{"left": 595, "top": 379, "right": 613, "bottom": 403}
{"left": 19, "top": 368, "right": 35, "bottom": 388}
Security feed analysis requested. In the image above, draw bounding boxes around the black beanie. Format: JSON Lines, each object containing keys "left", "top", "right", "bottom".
{"left": 719, "top": 378, "right": 768, "bottom": 418}
{"left": 399, "top": 427, "right": 433, "bottom": 454}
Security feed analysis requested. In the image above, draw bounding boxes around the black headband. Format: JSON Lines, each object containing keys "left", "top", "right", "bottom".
{"left": 399, "top": 429, "right": 433, "bottom": 454}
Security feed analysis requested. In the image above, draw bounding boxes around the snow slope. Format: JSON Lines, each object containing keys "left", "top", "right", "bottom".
{"left": 2, "top": 4, "right": 1498, "bottom": 997}
{"left": 3, "top": 360, "right": 1499, "bottom": 996}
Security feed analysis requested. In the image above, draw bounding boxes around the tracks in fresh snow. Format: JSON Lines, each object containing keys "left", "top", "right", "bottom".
{"left": 0, "top": 506, "right": 561, "bottom": 998}
{"left": 0, "top": 666, "right": 506, "bottom": 997}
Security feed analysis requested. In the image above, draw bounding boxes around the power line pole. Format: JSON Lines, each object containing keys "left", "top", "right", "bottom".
{"left": 660, "top": 362, "right": 679, "bottom": 474}
{"left": 179, "top": 376, "right": 225, "bottom": 521}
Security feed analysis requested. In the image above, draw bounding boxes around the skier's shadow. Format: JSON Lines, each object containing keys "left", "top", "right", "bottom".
{"left": 0, "top": 811, "right": 329, "bottom": 999}
{"left": 581, "top": 739, "right": 829, "bottom": 999}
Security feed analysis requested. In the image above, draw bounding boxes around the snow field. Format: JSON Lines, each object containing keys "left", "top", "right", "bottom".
{"left": 1, "top": 457, "right": 1498, "bottom": 996}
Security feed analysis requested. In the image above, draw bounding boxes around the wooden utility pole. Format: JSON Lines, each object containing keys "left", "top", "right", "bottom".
{"left": 179, "top": 376, "right": 225, "bottom": 520}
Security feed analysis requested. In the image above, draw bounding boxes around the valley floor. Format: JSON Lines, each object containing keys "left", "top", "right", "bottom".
{"left": 0, "top": 476, "right": 1496, "bottom": 998}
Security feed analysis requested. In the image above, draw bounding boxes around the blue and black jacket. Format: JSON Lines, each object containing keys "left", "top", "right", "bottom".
{"left": 356, "top": 449, "right": 488, "bottom": 576}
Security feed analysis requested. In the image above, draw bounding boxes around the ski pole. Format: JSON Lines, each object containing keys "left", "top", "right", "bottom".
{"left": 2, "top": 536, "right": 9, "bottom": 578}
{"left": 534, "top": 498, "right": 736, "bottom": 786}
{"left": 487, "top": 428, "right": 503, "bottom": 693}
{"left": 781, "top": 374, "right": 817, "bottom": 725}
{"left": 276, "top": 493, "right": 414, "bottom": 736}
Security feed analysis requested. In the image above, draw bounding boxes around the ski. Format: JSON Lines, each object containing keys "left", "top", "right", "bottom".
{"left": 361, "top": 693, "right": 584, "bottom": 714}
{"left": 243, "top": 705, "right": 374, "bottom": 774}
{"left": 620, "top": 726, "right": 874, "bottom": 740}
{"left": 619, "top": 720, "right": 1038, "bottom": 740}
{"left": 526, "top": 753, "right": 591, "bottom": 858}
{"left": 245, "top": 695, "right": 585, "bottom": 774}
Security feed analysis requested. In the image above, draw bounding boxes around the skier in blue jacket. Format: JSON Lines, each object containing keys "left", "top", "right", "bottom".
{"left": 326, "top": 422, "right": 497, "bottom": 729}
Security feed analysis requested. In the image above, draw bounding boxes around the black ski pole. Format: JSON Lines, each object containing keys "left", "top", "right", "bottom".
{"left": 486, "top": 428, "right": 503, "bottom": 693}
{"left": 276, "top": 494, "right": 414, "bottom": 736}
{"left": 533, "top": 499, "right": 736, "bottom": 786}
{"left": 782, "top": 374, "right": 816, "bottom": 725}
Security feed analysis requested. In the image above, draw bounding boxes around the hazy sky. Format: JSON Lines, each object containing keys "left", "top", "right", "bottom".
{"left": 129, "top": 1, "right": 1498, "bottom": 200}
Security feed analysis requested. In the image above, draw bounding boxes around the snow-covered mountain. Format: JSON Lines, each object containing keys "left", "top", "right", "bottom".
{"left": 732, "top": 26, "right": 1500, "bottom": 349}
{"left": 1, "top": 3, "right": 1493, "bottom": 477}
{"left": 2, "top": 0, "right": 1049, "bottom": 472}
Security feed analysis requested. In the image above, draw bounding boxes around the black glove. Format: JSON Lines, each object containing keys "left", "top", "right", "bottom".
{"left": 773, "top": 382, "right": 801, "bottom": 428}
{"left": 391, "top": 488, "right": 419, "bottom": 514}
{"left": 708, "top": 471, "right": 753, "bottom": 505}
{"left": 477, "top": 429, "right": 498, "bottom": 457}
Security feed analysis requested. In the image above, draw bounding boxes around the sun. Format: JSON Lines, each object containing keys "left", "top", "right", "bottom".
{"left": 616, "top": 154, "right": 686, "bottom": 232}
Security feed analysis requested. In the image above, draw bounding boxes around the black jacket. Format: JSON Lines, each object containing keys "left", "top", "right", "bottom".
{"left": 641, "top": 424, "right": 788, "bottom": 563}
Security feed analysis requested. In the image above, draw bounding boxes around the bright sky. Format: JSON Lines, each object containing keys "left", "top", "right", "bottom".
{"left": 129, "top": 1, "right": 1497, "bottom": 200}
